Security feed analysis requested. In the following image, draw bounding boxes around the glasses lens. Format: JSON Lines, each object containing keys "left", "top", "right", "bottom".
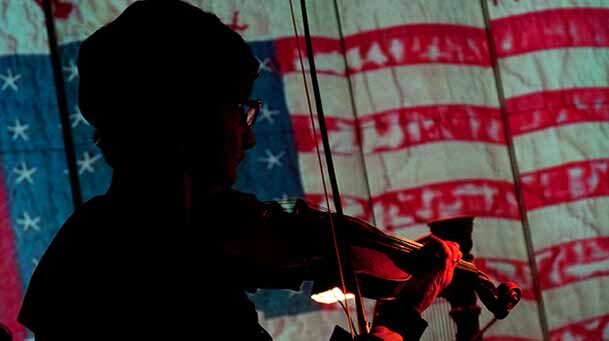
{"left": 245, "top": 100, "right": 262, "bottom": 127}
{"left": 246, "top": 106, "right": 257, "bottom": 126}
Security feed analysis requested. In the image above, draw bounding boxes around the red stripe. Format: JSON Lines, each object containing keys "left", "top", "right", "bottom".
{"left": 506, "top": 87, "right": 609, "bottom": 135}
{"left": 521, "top": 159, "right": 609, "bottom": 210}
{"left": 0, "top": 170, "right": 25, "bottom": 340}
{"left": 306, "top": 179, "right": 519, "bottom": 229}
{"left": 536, "top": 237, "right": 609, "bottom": 292}
{"left": 275, "top": 24, "right": 490, "bottom": 76}
{"left": 34, "top": 0, "right": 75, "bottom": 20}
{"left": 549, "top": 312, "right": 609, "bottom": 340}
{"left": 291, "top": 105, "right": 504, "bottom": 154}
{"left": 491, "top": 8, "right": 609, "bottom": 58}
{"left": 372, "top": 180, "right": 519, "bottom": 229}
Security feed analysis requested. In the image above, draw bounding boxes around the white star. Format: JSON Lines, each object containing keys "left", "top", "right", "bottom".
{"left": 17, "top": 211, "right": 41, "bottom": 232}
{"left": 70, "top": 106, "right": 89, "bottom": 127}
{"left": 259, "top": 106, "right": 279, "bottom": 124}
{"left": 0, "top": 69, "right": 21, "bottom": 91}
{"left": 13, "top": 161, "right": 37, "bottom": 185}
{"left": 256, "top": 57, "right": 272, "bottom": 73}
{"left": 63, "top": 59, "right": 79, "bottom": 81}
{"left": 77, "top": 152, "right": 102, "bottom": 174}
{"left": 258, "top": 149, "right": 285, "bottom": 170}
{"left": 7, "top": 119, "right": 29, "bottom": 141}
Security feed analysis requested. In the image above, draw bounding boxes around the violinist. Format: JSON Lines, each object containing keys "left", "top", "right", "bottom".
{"left": 18, "top": 1, "right": 462, "bottom": 340}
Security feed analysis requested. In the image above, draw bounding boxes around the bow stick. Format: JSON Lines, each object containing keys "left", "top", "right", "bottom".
{"left": 287, "top": 0, "right": 370, "bottom": 337}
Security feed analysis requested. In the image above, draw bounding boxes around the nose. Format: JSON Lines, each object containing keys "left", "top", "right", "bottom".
{"left": 244, "top": 126, "right": 256, "bottom": 150}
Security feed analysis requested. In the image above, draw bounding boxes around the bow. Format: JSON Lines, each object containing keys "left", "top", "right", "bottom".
{"left": 287, "top": 0, "right": 370, "bottom": 337}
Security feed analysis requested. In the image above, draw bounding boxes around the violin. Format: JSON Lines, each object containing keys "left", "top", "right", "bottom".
{"left": 295, "top": 201, "right": 522, "bottom": 323}
{"left": 353, "top": 215, "right": 520, "bottom": 320}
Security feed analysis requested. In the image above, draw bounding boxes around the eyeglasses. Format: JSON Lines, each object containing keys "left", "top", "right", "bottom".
{"left": 238, "top": 99, "right": 263, "bottom": 127}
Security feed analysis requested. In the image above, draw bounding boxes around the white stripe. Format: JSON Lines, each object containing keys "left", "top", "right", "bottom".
{"left": 350, "top": 66, "right": 499, "bottom": 118}
{"left": 394, "top": 217, "right": 530, "bottom": 261}
{"left": 479, "top": 298, "right": 543, "bottom": 338}
{"left": 543, "top": 275, "right": 609, "bottom": 329}
{"left": 62, "top": 0, "right": 278, "bottom": 44}
{"left": 269, "top": 0, "right": 486, "bottom": 41}
{"left": 0, "top": 1, "right": 49, "bottom": 56}
{"left": 193, "top": 0, "right": 277, "bottom": 41}
{"left": 488, "top": 0, "right": 609, "bottom": 20}
{"left": 283, "top": 73, "right": 354, "bottom": 119}
{"left": 300, "top": 142, "right": 513, "bottom": 198}
{"left": 499, "top": 48, "right": 609, "bottom": 100}
{"left": 514, "top": 122, "right": 609, "bottom": 173}
{"left": 299, "top": 153, "right": 370, "bottom": 199}
{"left": 283, "top": 65, "right": 499, "bottom": 118}
{"left": 528, "top": 196, "right": 609, "bottom": 251}
{"left": 365, "top": 142, "right": 513, "bottom": 195}
{"left": 55, "top": 0, "right": 134, "bottom": 47}
{"left": 336, "top": 0, "right": 487, "bottom": 33}
{"left": 0, "top": 0, "right": 139, "bottom": 56}
{"left": 472, "top": 218, "right": 529, "bottom": 260}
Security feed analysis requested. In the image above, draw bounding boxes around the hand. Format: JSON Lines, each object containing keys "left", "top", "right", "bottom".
{"left": 406, "top": 235, "right": 462, "bottom": 313}
{"left": 371, "top": 236, "right": 461, "bottom": 339}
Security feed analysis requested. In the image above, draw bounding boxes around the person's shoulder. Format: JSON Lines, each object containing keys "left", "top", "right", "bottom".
{"left": 33, "top": 194, "right": 117, "bottom": 266}
{"left": 18, "top": 195, "right": 115, "bottom": 332}
{"left": 52, "top": 195, "right": 114, "bottom": 242}
{"left": 65, "top": 194, "right": 114, "bottom": 225}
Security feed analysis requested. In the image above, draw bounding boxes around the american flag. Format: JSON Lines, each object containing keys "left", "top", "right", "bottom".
{"left": 1, "top": 0, "right": 608, "bottom": 340}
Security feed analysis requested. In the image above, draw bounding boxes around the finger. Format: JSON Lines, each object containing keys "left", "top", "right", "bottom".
{"left": 425, "top": 236, "right": 448, "bottom": 273}
{"left": 437, "top": 239, "right": 455, "bottom": 263}
{"left": 439, "top": 241, "right": 460, "bottom": 286}
{"left": 444, "top": 241, "right": 461, "bottom": 263}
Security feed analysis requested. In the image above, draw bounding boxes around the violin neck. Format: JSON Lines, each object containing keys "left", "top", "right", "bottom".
{"left": 345, "top": 215, "right": 480, "bottom": 275}
{"left": 393, "top": 235, "right": 479, "bottom": 274}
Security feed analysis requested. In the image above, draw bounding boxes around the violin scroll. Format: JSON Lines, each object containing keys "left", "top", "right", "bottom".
{"left": 498, "top": 282, "right": 522, "bottom": 314}
{"left": 475, "top": 272, "right": 521, "bottom": 320}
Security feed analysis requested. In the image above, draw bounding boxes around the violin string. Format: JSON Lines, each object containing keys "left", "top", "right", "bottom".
{"left": 287, "top": 0, "right": 356, "bottom": 336}
{"left": 336, "top": 297, "right": 358, "bottom": 335}
{"left": 445, "top": 302, "right": 455, "bottom": 340}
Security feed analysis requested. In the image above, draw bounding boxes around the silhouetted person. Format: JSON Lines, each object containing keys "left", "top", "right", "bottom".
{"left": 18, "top": 1, "right": 461, "bottom": 340}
